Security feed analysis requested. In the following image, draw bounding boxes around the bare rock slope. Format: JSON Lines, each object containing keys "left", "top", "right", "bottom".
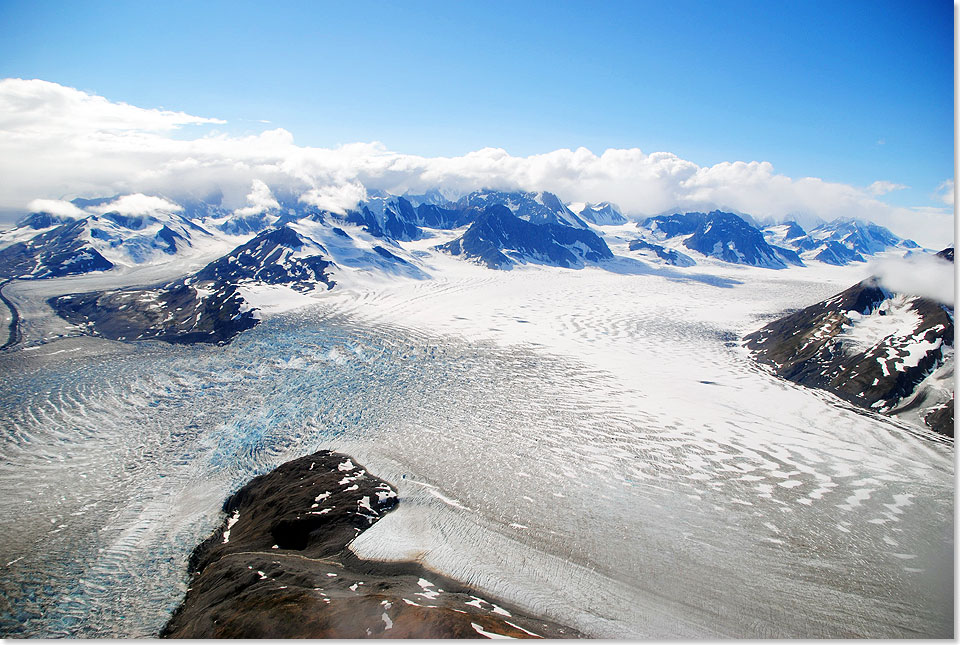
{"left": 744, "top": 258, "right": 954, "bottom": 436}
{"left": 162, "top": 450, "right": 579, "bottom": 639}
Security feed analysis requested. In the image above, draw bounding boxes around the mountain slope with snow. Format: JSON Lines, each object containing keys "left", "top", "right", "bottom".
{"left": 569, "top": 201, "right": 628, "bottom": 225}
{"left": 642, "top": 211, "right": 804, "bottom": 269}
{"left": 50, "top": 226, "right": 336, "bottom": 344}
{"left": 456, "top": 190, "right": 590, "bottom": 229}
{"left": 439, "top": 204, "right": 612, "bottom": 270}
{"left": 768, "top": 218, "right": 921, "bottom": 265}
{"left": 744, "top": 259, "right": 954, "bottom": 435}
{"left": 0, "top": 218, "right": 115, "bottom": 279}
{"left": 0, "top": 200, "right": 225, "bottom": 279}
{"left": 626, "top": 239, "right": 696, "bottom": 266}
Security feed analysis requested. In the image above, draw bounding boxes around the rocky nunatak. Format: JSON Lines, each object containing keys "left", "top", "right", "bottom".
{"left": 162, "top": 450, "right": 579, "bottom": 639}
{"left": 744, "top": 251, "right": 954, "bottom": 436}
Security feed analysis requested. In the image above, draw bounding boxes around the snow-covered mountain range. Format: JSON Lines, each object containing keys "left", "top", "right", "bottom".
{"left": 763, "top": 218, "right": 920, "bottom": 265}
{"left": 0, "top": 188, "right": 925, "bottom": 283}
{"left": 0, "top": 185, "right": 939, "bottom": 351}
{"left": 640, "top": 210, "right": 805, "bottom": 269}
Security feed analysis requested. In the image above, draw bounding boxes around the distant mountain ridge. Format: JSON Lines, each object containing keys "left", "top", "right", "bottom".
{"left": 0, "top": 206, "right": 217, "bottom": 278}
{"left": 763, "top": 218, "right": 919, "bottom": 266}
{"left": 1, "top": 188, "right": 933, "bottom": 287}
{"left": 439, "top": 204, "right": 612, "bottom": 269}
{"left": 640, "top": 210, "right": 804, "bottom": 269}
{"left": 0, "top": 185, "right": 940, "bottom": 348}
{"left": 569, "top": 201, "right": 628, "bottom": 225}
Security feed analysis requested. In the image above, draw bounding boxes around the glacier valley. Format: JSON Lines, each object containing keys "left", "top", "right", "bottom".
{"left": 0, "top": 254, "right": 952, "bottom": 638}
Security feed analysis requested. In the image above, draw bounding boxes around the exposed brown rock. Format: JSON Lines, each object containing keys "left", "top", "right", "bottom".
{"left": 162, "top": 450, "right": 580, "bottom": 639}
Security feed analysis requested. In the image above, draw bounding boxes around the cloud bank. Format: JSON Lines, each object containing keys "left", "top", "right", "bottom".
{"left": 233, "top": 179, "right": 280, "bottom": 217}
{"left": 934, "top": 179, "right": 954, "bottom": 206}
{"left": 0, "top": 78, "right": 953, "bottom": 247}
{"left": 870, "top": 254, "right": 955, "bottom": 307}
{"left": 86, "top": 194, "right": 183, "bottom": 216}
{"left": 867, "top": 180, "right": 908, "bottom": 196}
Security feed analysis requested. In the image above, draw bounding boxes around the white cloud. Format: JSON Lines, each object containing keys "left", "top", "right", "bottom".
{"left": 88, "top": 193, "right": 182, "bottom": 215}
{"left": 26, "top": 198, "right": 86, "bottom": 218}
{"left": 934, "top": 179, "right": 954, "bottom": 206}
{"left": 870, "top": 253, "right": 955, "bottom": 306}
{"left": 0, "top": 78, "right": 954, "bottom": 248}
{"left": 0, "top": 78, "right": 224, "bottom": 135}
{"left": 233, "top": 179, "right": 280, "bottom": 216}
{"left": 300, "top": 181, "right": 366, "bottom": 215}
{"left": 867, "top": 180, "right": 908, "bottom": 196}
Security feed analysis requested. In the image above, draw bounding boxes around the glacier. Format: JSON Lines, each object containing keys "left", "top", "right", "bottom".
{"left": 0, "top": 254, "right": 953, "bottom": 638}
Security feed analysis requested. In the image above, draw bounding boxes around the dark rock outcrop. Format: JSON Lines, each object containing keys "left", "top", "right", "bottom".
{"left": 745, "top": 278, "right": 954, "bottom": 436}
{"left": 51, "top": 282, "right": 258, "bottom": 345}
{"left": 162, "top": 451, "right": 579, "bottom": 639}
{"left": 643, "top": 211, "right": 803, "bottom": 269}
{"left": 440, "top": 204, "right": 612, "bottom": 270}
{"left": 0, "top": 219, "right": 114, "bottom": 279}
{"left": 49, "top": 226, "right": 334, "bottom": 345}
{"left": 627, "top": 239, "right": 696, "bottom": 267}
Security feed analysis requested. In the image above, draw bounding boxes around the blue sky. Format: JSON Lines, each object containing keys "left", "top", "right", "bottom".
{"left": 0, "top": 0, "right": 953, "bottom": 215}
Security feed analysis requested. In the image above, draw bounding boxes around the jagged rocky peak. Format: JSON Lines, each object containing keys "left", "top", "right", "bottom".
{"left": 779, "top": 217, "right": 921, "bottom": 265}
{"left": 191, "top": 225, "right": 333, "bottom": 291}
{"left": 745, "top": 277, "right": 954, "bottom": 436}
{"left": 762, "top": 220, "right": 807, "bottom": 244}
{"left": 782, "top": 220, "right": 807, "bottom": 239}
{"left": 440, "top": 203, "right": 612, "bottom": 270}
{"left": 569, "top": 201, "right": 628, "bottom": 225}
{"left": 642, "top": 210, "right": 804, "bottom": 269}
{"left": 50, "top": 225, "right": 336, "bottom": 346}
{"left": 339, "top": 194, "right": 423, "bottom": 241}
{"left": 456, "top": 189, "right": 590, "bottom": 229}
{"left": 401, "top": 187, "right": 455, "bottom": 208}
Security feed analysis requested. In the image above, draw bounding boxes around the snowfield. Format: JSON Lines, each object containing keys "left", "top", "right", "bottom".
{"left": 0, "top": 237, "right": 953, "bottom": 638}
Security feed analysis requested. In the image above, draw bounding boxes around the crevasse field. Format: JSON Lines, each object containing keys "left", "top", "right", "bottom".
{"left": 0, "top": 239, "right": 953, "bottom": 638}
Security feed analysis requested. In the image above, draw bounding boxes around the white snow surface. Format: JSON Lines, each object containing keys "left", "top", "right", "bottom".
{"left": 839, "top": 294, "right": 923, "bottom": 354}
{"left": 322, "top": 246, "right": 952, "bottom": 638}
{"left": 0, "top": 233, "right": 952, "bottom": 639}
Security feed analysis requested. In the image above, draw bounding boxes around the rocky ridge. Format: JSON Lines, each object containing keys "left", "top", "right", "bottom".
{"left": 49, "top": 226, "right": 334, "bottom": 345}
{"left": 744, "top": 251, "right": 954, "bottom": 435}
{"left": 161, "top": 450, "right": 579, "bottom": 639}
